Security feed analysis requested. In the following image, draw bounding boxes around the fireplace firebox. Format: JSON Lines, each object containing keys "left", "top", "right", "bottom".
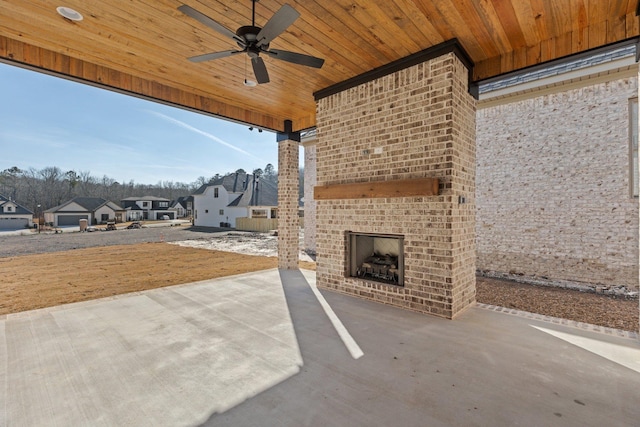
{"left": 347, "top": 232, "right": 404, "bottom": 286}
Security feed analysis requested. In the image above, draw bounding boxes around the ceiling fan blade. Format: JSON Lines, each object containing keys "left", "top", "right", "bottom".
{"left": 256, "top": 4, "right": 300, "bottom": 47}
{"left": 178, "top": 5, "right": 245, "bottom": 46}
{"left": 266, "top": 49, "right": 325, "bottom": 68}
{"left": 252, "top": 56, "right": 270, "bottom": 84}
{"left": 188, "top": 50, "right": 242, "bottom": 63}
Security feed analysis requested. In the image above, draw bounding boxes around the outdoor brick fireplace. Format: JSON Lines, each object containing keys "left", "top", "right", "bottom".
{"left": 347, "top": 232, "right": 404, "bottom": 286}
{"left": 313, "top": 43, "right": 477, "bottom": 319}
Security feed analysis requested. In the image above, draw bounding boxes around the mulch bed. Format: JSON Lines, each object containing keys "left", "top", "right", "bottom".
{"left": 476, "top": 276, "right": 639, "bottom": 332}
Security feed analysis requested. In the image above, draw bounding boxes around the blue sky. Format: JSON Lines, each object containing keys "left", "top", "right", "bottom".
{"left": 0, "top": 62, "right": 285, "bottom": 185}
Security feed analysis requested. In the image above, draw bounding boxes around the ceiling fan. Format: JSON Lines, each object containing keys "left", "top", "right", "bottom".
{"left": 178, "top": 1, "right": 325, "bottom": 84}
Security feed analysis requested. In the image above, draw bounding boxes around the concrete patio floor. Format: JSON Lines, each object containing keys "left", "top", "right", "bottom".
{"left": 1, "top": 269, "right": 638, "bottom": 426}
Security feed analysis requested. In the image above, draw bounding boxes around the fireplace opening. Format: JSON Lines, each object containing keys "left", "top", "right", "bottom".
{"left": 347, "top": 232, "right": 404, "bottom": 286}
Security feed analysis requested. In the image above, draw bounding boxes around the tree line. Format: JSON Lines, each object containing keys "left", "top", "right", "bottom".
{"left": 0, "top": 164, "right": 285, "bottom": 213}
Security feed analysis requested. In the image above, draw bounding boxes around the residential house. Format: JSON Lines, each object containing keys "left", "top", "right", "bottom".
{"left": 120, "top": 196, "right": 178, "bottom": 221}
{"left": 171, "top": 196, "right": 193, "bottom": 218}
{"left": 0, "top": 194, "right": 34, "bottom": 230}
{"left": 44, "top": 197, "right": 124, "bottom": 227}
{"left": 192, "top": 173, "right": 277, "bottom": 228}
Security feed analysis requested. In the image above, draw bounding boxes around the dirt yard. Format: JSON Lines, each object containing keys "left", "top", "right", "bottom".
{"left": 0, "top": 242, "right": 315, "bottom": 315}
{"left": 0, "top": 226, "right": 637, "bottom": 331}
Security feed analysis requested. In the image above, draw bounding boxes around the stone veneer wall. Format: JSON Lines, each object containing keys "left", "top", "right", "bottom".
{"left": 476, "top": 76, "right": 639, "bottom": 290}
{"left": 303, "top": 141, "right": 317, "bottom": 254}
{"left": 315, "top": 53, "right": 476, "bottom": 319}
{"left": 277, "top": 138, "right": 300, "bottom": 270}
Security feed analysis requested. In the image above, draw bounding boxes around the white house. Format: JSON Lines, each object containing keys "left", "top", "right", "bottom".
{"left": 171, "top": 196, "right": 192, "bottom": 218}
{"left": 192, "top": 172, "right": 278, "bottom": 228}
{"left": 0, "top": 194, "right": 34, "bottom": 230}
{"left": 120, "top": 196, "right": 178, "bottom": 221}
{"left": 44, "top": 197, "right": 123, "bottom": 227}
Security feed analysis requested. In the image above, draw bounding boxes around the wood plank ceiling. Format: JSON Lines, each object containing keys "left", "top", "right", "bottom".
{"left": 1, "top": 0, "right": 638, "bottom": 132}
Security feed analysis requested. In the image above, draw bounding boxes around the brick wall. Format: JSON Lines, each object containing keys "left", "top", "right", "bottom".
{"left": 315, "top": 53, "right": 477, "bottom": 319}
{"left": 477, "top": 77, "right": 639, "bottom": 290}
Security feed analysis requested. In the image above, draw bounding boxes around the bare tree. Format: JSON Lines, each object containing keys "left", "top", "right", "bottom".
{"left": 162, "top": 180, "right": 176, "bottom": 200}
{"left": 194, "top": 176, "right": 208, "bottom": 187}
{"left": 38, "top": 166, "right": 66, "bottom": 207}
{"left": 0, "top": 165, "right": 211, "bottom": 212}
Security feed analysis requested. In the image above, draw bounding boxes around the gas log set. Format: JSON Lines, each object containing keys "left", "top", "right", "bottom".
{"left": 357, "top": 253, "right": 399, "bottom": 284}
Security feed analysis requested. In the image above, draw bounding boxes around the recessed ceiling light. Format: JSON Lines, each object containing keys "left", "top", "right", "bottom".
{"left": 56, "top": 6, "right": 83, "bottom": 21}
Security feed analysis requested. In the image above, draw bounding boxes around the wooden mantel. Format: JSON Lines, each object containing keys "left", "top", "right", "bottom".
{"left": 314, "top": 178, "right": 439, "bottom": 200}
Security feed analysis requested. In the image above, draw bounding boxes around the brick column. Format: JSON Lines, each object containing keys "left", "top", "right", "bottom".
{"left": 277, "top": 121, "right": 300, "bottom": 270}
{"left": 302, "top": 138, "right": 317, "bottom": 255}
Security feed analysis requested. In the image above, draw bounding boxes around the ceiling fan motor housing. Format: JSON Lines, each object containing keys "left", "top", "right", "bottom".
{"left": 237, "top": 26, "right": 269, "bottom": 58}
{"left": 236, "top": 26, "right": 261, "bottom": 43}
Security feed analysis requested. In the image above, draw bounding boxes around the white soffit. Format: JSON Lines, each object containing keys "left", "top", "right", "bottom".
{"left": 479, "top": 55, "right": 639, "bottom": 107}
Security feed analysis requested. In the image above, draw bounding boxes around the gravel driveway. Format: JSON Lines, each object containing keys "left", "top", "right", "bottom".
{"left": 0, "top": 226, "right": 228, "bottom": 257}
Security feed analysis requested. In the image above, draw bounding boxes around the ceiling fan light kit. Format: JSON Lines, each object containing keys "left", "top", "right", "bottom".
{"left": 179, "top": 0, "right": 324, "bottom": 85}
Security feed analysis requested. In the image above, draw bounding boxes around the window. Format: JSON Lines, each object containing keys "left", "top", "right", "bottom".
{"left": 219, "top": 209, "right": 224, "bottom": 215}
{"left": 7, "top": 206, "right": 12, "bottom": 212}
{"left": 101, "top": 214, "right": 109, "bottom": 221}
{"left": 142, "top": 202, "right": 149, "bottom": 207}
{"left": 214, "top": 188, "right": 219, "bottom": 198}
{"left": 159, "top": 201, "right": 168, "bottom": 208}
{"left": 630, "top": 98, "right": 638, "bottom": 197}
{"left": 252, "top": 209, "right": 267, "bottom": 218}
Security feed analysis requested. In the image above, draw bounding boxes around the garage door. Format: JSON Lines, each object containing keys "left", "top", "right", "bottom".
{"left": 0, "top": 218, "right": 29, "bottom": 230}
{"left": 156, "top": 212, "right": 174, "bottom": 220}
{"left": 58, "top": 215, "right": 88, "bottom": 226}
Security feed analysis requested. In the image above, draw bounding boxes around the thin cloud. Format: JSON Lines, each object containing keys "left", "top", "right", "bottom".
{"left": 2, "top": 129, "right": 68, "bottom": 149}
{"left": 149, "top": 111, "right": 259, "bottom": 160}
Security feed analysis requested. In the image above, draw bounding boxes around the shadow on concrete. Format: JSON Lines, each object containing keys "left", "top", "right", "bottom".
{"left": 2, "top": 269, "right": 638, "bottom": 426}
{"left": 206, "top": 269, "right": 640, "bottom": 427}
